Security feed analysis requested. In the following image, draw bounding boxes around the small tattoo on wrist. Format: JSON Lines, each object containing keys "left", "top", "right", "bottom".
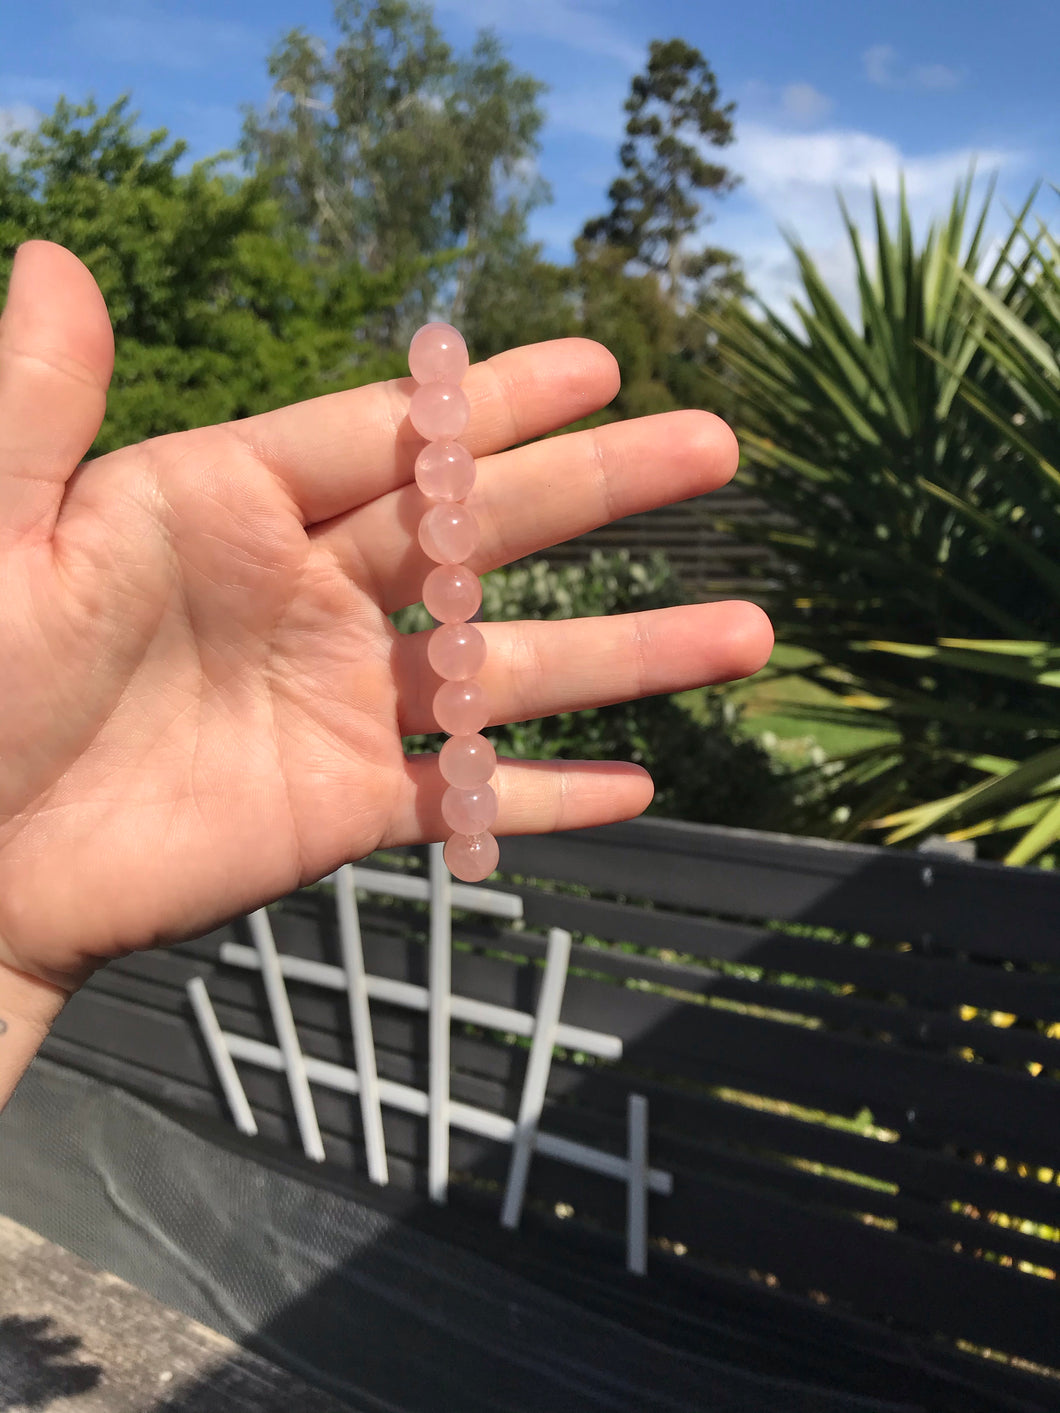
{"left": 0, "top": 1018, "right": 7, "bottom": 1036}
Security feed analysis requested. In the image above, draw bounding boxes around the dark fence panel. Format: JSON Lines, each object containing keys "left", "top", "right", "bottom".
{"left": 503, "top": 819, "right": 1060, "bottom": 959}
{"left": 529, "top": 484, "right": 781, "bottom": 602}
{"left": 42, "top": 818, "right": 1060, "bottom": 1404}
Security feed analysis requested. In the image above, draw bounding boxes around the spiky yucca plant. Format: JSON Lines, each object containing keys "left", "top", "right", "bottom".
{"left": 708, "top": 178, "right": 1060, "bottom": 861}
{"left": 871, "top": 212, "right": 1060, "bottom": 862}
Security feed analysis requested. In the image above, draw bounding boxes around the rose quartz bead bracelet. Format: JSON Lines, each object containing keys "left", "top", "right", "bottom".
{"left": 408, "top": 321, "right": 499, "bottom": 883}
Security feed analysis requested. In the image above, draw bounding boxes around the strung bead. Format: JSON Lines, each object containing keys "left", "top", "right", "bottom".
{"left": 427, "top": 622, "right": 487, "bottom": 680}
{"left": 423, "top": 563, "right": 482, "bottom": 623}
{"left": 439, "top": 733, "right": 496, "bottom": 788}
{"left": 418, "top": 504, "right": 480, "bottom": 565}
{"left": 409, "top": 382, "right": 470, "bottom": 440}
{"left": 409, "top": 320, "right": 498, "bottom": 884}
{"left": 409, "top": 322, "right": 469, "bottom": 385}
{"left": 441, "top": 783, "right": 498, "bottom": 835}
{"left": 414, "top": 440, "right": 476, "bottom": 502}
{"left": 443, "top": 831, "right": 499, "bottom": 883}
{"left": 433, "top": 679, "right": 489, "bottom": 735}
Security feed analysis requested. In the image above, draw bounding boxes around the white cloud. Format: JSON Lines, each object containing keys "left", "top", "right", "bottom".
{"left": 913, "top": 63, "right": 962, "bottom": 92}
{"left": 863, "top": 44, "right": 897, "bottom": 86}
{"left": 0, "top": 102, "right": 42, "bottom": 156}
{"left": 0, "top": 77, "right": 62, "bottom": 145}
{"left": 781, "top": 82, "right": 832, "bottom": 124}
{"left": 863, "top": 44, "right": 963, "bottom": 91}
{"left": 712, "top": 122, "right": 1026, "bottom": 316}
{"left": 532, "top": 101, "right": 1029, "bottom": 315}
{"left": 435, "top": 0, "right": 642, "bottom": 67}
{"left": 738, "top": 78, "right": 834, "bottom": 129}
{"left": 736, "top": 124, "right": 1013, "bottom": 200}
{"left": 0, "top": 102, "right": 39, "bottom": 147}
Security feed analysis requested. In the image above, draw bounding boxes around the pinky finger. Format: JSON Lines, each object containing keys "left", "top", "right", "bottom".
{"left": 382, "top": 756, "right": 654, "bottom": 848}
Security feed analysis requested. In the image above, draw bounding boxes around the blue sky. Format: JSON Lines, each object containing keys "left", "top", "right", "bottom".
{"left": 3, "top": 0, "right": 1058, "bottom": 311}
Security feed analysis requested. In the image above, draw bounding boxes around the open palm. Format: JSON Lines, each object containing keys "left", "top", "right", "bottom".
{"left": 0, "top": 242, "right": 771, "bottom": 993}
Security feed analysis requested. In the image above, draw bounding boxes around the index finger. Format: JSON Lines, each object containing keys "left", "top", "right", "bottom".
{"left": 228, "top": 338, "right": 620, "bottom": 526}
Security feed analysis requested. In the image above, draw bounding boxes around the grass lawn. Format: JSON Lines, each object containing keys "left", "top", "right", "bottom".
{"left": 678, "top": 643, "right": 898, "bottom": 766}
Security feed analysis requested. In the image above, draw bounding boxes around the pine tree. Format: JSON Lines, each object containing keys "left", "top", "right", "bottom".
{"left": 582, "top": 38, "right": 740, "bottom": 304}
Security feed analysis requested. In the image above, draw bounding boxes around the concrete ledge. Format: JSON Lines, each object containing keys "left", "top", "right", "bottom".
{"left": 0, "top": 1215, "right": 360, "bottom": 1412}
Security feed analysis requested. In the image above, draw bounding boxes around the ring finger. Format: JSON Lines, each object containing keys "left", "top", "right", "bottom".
{"left": 393, "top": 601, "right": 773, "bottom": 736}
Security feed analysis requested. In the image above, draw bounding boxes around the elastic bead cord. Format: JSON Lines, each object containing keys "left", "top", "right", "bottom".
{"left": 408, "top": 322, "right": 500, "bottom": 883}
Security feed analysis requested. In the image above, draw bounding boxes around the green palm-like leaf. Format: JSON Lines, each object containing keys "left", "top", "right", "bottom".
{"left": 708, "top": 175, "right": 1060, "bottom": 861}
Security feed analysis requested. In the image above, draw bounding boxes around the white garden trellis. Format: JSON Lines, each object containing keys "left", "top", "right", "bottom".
{"left": 188, "top": 845, "right": 672, "bottom": 1274}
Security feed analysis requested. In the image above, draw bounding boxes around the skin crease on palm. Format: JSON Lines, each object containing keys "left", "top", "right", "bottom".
{"left": 0, "top": 240, "right": 772, "bottom": 1099}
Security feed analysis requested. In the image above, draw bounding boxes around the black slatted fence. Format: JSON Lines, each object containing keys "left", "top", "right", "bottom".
{"left": 44, "top": 818, "right": 1060, "bottom": 1406}
{"left": 530, "top": 483, "right": 781, "bottom": 601}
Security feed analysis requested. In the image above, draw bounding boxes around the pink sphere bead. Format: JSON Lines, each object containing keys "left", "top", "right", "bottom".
{"left": 418, "top": 504, "right": 480, "bottom": 564}
{"left": 409, "top": 323, "right": 469, "bottom": 385}
{"left": 444, "top": 831, "right": 500, "bottom": 882}
{"left": 409, "top": 382, "right": 470, "bottom": 440}
{"left": 428, "top": 623, "right": 487, "bottom": 680}
{"left": 433, "top": 680, "right": 489, "bottom": 734}
{"left": 414, "top": 440, "right": 476, "bottom": 501}
{"left": 423, "top": 564, "right": 482, "bottom": 623}
{"left": 439, "top": 733, "right": 496, "bottom": 788}
{"left": 442, "top": 784, "right": 498, "bottom": 835}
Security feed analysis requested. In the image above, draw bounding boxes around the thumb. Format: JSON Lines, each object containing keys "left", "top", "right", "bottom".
{"left": 0, "top": 241, "right": 114, "bottom": 549}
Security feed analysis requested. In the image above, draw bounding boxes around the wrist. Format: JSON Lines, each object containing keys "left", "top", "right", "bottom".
{"left": 0, "top": 956, "right": 70, "bottom": 1111}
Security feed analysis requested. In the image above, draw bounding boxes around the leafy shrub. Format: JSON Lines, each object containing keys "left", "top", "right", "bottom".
{"left": 0, "top": 97, "right": 408, "bottom": 454}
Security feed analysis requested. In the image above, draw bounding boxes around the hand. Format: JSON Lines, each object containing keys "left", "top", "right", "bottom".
{"left": 0, "top": 242, "right": 770, "bottom": 1080}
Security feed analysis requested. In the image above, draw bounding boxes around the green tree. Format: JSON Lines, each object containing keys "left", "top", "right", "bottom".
{"left": 457, "top": 231, "right": 574, "bottom": 356}
{"left": 461, "top": 236, "right": 691, "bottom": 422}
{"left": 568, "top": 242, "right": 685, "bottom": 418}
{"left": 0, "top": 97, "right": 407, "bottom": 454}
{"left": 582, "top": 38, "right": 741, "bottom": 304}
{"left": 242, "top": 0, "right": 548, "bottom": 339}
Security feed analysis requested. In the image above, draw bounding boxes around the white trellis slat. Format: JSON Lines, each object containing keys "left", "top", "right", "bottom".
{"left": 334, "top": 864, "right": 389, "bottom": 1186}
{"left": 247, "top": 907, "right": 325, "bottom": 1162}
{"left": 186, "top": 976, "right": 257, "bottom": 1137}
{"left": 349, "top": 864, "right": 524, "bottom": 920}
{"left": 217, "top": 944, "right": 622, "bottom": 1060}
{"left": 500, "top": 927, "right": 572, "bottom": 1231}
{"left": 214, "top": 1030, "right": 672, "bottom": 1200}
{"left": 428, "top": 843, "right": 453, "bottom": 1204}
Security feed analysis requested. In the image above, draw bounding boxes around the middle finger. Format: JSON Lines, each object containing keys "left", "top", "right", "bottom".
{"left": 312, "top": 409, "right": 739, "bottom": 611}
